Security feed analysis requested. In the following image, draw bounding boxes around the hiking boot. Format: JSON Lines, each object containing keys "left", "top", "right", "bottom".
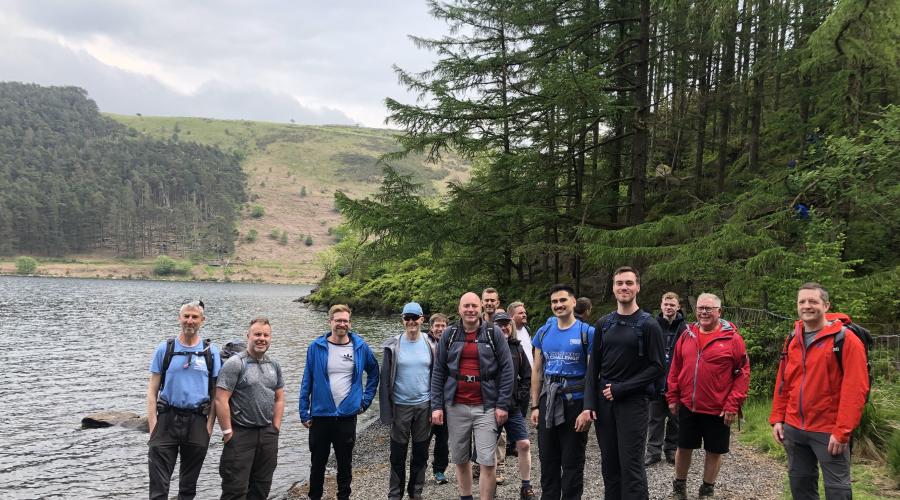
{"left": 699, "top": 482, "right": 716, "bottom": 498}
{"left": 433, "top": 471, "right": 448, "bottom": 484}
{"left": 665, "top": 451, "right": 676, "bottom": 464}
{"left": 668, "top": 479, "right": 688, "bottom": 500}
{"left": 520, "top": 484, "right": 536, "bottom": 499}
{"left": 644, "top": 454, "right": 662, "bottom": 466}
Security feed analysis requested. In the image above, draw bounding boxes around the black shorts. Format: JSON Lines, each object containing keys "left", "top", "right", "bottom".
{"left": 677, "top": 406, "right": 730, "bottom": 454}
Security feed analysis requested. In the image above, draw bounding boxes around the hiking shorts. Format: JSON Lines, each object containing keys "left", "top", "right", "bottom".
{"left": 502, "top": 408, "right": 528, "bottom": 443}
{"left": 677, "top": 406, "right": 730, "bottom": 454}
{"left": 446, "top": 403, "right": 499, "bottom": 465}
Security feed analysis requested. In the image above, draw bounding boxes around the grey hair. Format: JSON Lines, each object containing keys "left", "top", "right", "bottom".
{"left": 179, "top": 301, "right": 205, "bottom": 315}
{"left": 697, "top": 293, "right": 722, "bottom": 307}
{"left": 507, "top": 301, "right": 525, "bottom": 314}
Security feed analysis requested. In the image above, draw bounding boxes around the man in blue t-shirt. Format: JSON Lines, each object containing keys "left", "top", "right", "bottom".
{"left": 379, "top": 302, "right": 435, "bottom": 500}
{"left": 146, "top": 300, "right": 222, "bottom": 500}
{"left": 530, "top": 284, "right": 595, "bottom": 499}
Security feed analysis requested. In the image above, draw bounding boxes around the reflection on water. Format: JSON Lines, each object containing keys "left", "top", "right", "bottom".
{"left": 0, "top": 276, "right": 400, "bottom": 499}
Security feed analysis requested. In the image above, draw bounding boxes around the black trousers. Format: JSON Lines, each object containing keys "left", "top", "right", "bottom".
{"left": 219, "top": 423, "right": 280, "bottom": 500}
{"left": 308, "top": 415, "right": 356, "bottom": 500}
{"left": 537, "top": 396, "right": 588, "bottom": 500}
{"left": 594, "top": 394, "right": 650, "bottom": 500}
{"left": 646, "top": 395, "right": 678, "bottom": 457}
{"left": 431, "top": 422, "right": 449, "bottom": 474}
{"left": 148, "top": 410, "right": 211, "bottom": 500}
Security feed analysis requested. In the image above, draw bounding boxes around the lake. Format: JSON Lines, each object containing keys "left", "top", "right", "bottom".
{"left": 0, "top": 276, "right": 400, "bottom": 499}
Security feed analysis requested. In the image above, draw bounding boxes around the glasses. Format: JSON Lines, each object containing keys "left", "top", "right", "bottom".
{"left": 402, "top": 314, "right": 421, "bottom": 322}
{"left": 697, "top": 306, "right": 719, "bottom": 313}
{"left": 331, "top": 319, "right": 350, "bottom": 324}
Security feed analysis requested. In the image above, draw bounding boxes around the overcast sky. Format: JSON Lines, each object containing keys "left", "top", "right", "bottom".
{"left": 0, "top": 0, "right": 448, "bottom": 127}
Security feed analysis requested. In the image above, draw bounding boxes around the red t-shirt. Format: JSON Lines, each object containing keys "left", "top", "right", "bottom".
{"left": 698, "top": 324, "right": 722, "bottom": 351}
{"left": 455, "top": 331, "right": 483, "bottom": 405}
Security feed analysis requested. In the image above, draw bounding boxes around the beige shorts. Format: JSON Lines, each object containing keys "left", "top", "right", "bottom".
{"left": 446, "top": 403, "right": 499, "bottom": 465}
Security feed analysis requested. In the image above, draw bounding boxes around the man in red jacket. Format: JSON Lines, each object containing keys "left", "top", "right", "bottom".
{"left": 666, "top": 293, "right": 750, "bottom": 499}
{"left": 770, "top": 282, "right": 868, "bottom": 500}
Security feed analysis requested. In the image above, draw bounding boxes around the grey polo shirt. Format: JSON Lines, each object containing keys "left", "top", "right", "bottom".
{"left": 217, "top": 351, "right": 284, "bottom": 427}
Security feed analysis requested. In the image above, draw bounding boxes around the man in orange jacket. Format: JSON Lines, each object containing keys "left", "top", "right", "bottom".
{"left": 666, "top": 293, "right": 750, "bottom": 499}
{"left": 770, "top": 282, "right": 868, "bottom": 499}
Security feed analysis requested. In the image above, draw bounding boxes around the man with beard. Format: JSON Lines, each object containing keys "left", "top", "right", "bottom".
{"left": 645, "top": 292, "right": 687, "bottom": 466}
{"left": 147, "top": 300, "right": 222, "bottom": 500}
{"left": 216, "top": 317, "right": 285, "bottom": 500}
{"left": 579, "top": 267, "right": 664, "bottom": 500}
{"left": 666, "top": 293, "right": 749, "bottom": 499}
{"left": 431, "top": 292, "right": 514, "bottom": 500}
{"left": 531, "top": 284, "right": 596, "bottom": 500}
{"left": 380, "top": 302, "right": 436, "bottom": 500}
{"left": 300, "top": 304, "right": 379, "bottom": 500}
{"left": 482, "top": 288, "right": 501, "bottom": 324}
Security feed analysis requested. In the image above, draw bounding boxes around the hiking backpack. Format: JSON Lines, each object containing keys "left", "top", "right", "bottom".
{"left": 158, "top": 337, "right": 215, "bottom": 399}
{"left": 535, "top": 318, "right": 591, "bottom": 364}
{"left": 596, "top": 310, "right": 659, "bottom": 394}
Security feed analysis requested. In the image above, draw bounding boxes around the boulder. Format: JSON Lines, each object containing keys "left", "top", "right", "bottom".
{"left": 82, "top": 411, "right": 149, "bottom": 432}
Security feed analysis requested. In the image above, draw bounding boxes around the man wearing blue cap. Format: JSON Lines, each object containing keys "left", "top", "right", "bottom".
{"left": 380, "top": 302, "right": 436, "bottom": 500}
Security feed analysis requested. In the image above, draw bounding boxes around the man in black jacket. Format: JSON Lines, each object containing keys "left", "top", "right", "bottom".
{"left": 645, "top": 292, "right": 687, "bottom": 466}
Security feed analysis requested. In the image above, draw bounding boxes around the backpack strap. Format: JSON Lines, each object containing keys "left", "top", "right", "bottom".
{"left": 202, "top": 338, "right": 215, "bottom": 400}
{"left": 485, "top": 321, "right": 498, "bottom": 358}
{"left": 833, "top": 327, "right": 846, "bottom": 372}
{"left": 158, "top": 337, "right": 177, "bottom": 392}
{"left": 777, "top": 330, "right": 797, "bottom": 396}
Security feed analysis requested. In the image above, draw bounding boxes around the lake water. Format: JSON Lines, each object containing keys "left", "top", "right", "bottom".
{"left": 0, "top": 276, "right": 399, "bottom": 499}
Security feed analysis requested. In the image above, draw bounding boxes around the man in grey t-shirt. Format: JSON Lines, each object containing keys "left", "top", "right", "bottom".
{"left": 215, "top": 317, "right": 285, "bottom": 500}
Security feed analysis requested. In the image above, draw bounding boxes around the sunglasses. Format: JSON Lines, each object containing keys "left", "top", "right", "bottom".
{"left": 402, "top": 314, "right": 422, "bottom": 322}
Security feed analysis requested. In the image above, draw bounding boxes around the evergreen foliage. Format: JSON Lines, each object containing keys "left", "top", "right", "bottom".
{"left": 0, "top": 82, "right": 247, "bottom": 258}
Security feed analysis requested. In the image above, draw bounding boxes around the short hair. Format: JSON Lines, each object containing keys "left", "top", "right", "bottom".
{"left": 507, "top": 301, "right": 525, "bottom": 314}
{"left": 799, "top": 282, "right": 830, "bottom": 302}
{"left": 574, "top": 297, "right": 593, "bottom": 316}
{"left": 613, "top": 266, "right": 641, "bottom": 284}
{"left": 482, "top": 287, "right": 499, "bottom": 298}
{"left": 179, "top": 300, "right": 205, "bottom": 316}
{"left": 429, "top": 313, "right": 449, "bottom": 324}
{"left": 661, "top": 292, "right": 681, "bottom": 303}
{"left": 549, "top": 283, "right": 576, "bottom": 297}
{"left": 697, "top": 293, "right": 722, "bottom": 307}
{"left": 328, "top": 304, "right": 352, "bottom": 319}
{"left": 248, "top": 317, "right": 271, "bottom": 327}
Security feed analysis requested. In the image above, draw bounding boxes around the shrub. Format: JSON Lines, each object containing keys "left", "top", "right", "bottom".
{"left": 153, "top": 255, "right": 191, "bottom": 276}
{"left": 249, "top": 205, "right": 265, "bottom": 218}
{"left": 305, "top": 235, "right": 314, "bottom": 246}
{"left": 244, "top": 229, "right": 258, "bottom": 243}
{"left": 300, "top": 186, "right": 307, "bottom": 197}
{"left": 15, "top": 256, "right": 38, "bottom": 274}
{"left": 269, "top": 229, "right": 280, "bottom": 240}
{"left": 279, "top": 232, "right": 288, "bottom": 245}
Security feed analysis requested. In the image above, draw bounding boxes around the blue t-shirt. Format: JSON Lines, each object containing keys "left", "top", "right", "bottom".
{"left": 532, "top": 319, "right": 595, "bottom": 399}
{"left": 150, "top": 337, "right": 222, "bottom": 409}
{"left": 393, "top": 334, "right": 431, "bottom": 405}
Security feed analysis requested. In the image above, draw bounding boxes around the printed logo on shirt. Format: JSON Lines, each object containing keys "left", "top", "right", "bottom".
{"left": 569, "top": 338, "right": 581, "bottom": 345}
{"left": 547, "top": 351, "right": 582, "bottom": 362}
{"left": 341, "top": 353, "right": 354, "bottom": 362}
{"left": 192, "top": 356, "right": 207, "bottom": 371}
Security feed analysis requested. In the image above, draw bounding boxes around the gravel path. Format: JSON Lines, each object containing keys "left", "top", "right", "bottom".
{"left": 284, "top": 420, "right": 785, "bottom": 499}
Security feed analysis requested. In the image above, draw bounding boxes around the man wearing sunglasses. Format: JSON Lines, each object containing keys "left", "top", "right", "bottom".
{"left": 147, "top": 300, "right": 222, "bottom": 500}
{"left": 379, "top": 302, "right": 437, "bottom": 500}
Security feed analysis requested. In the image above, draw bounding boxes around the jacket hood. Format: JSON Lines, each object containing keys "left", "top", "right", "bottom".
{"left": 687, "top": 318, "right": 738, "bottom": 337}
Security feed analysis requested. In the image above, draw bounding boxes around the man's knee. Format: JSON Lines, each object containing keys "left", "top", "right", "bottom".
{"left": 517, "top": 440, "right": 530, "bottom": 453}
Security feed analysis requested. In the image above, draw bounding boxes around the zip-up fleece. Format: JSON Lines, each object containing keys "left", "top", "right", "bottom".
{"left": 666, "top": 319, "right": 750, "bottom": 416}
{"left": 299, "top": 331, "right": 379, "bottom": 422}
{"left": 769, "top": 314, "right": 868, "bottom": 443}
{"left": 378, "top": 332, "right": 436, "bottom": 425}
{"left": 430, "top": 320, "right": 514, "bottom": 412}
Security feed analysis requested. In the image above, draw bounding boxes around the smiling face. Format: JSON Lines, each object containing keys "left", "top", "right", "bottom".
{"left": 430, "top": 319, "right": 447, "bottom": 339}
{"left": 329, "top": 311, "right": 351, "bottom": 340}
{"left": 482, "top": 291, "right": 500, "bottom": 315}
{"left": 459, "top": 292, "right": 482, "bottom": 329}
{"left": 247, "top": 321, "right": 272, "bottom": 357}
{"left": 178, "top": 306, "right": 205, "bottom": 337}
{"left": 550, "top": 290, "right": 575, "bottom": 319}
{"left": 612, "top": 271, "right": 640, "bottom": 306}
{"left": 695, "top": 296, "right": 721, "bottom": 332}
{"left": 797, "top": 288, "right": 830, "bottom": 329}
{"left": 402, "top": 313, "right": 423, "bottom": 335}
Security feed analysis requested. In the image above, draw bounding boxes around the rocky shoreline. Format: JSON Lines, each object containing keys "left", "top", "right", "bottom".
{"left": 283, "top": 419, "right": 786, "bottom": 499}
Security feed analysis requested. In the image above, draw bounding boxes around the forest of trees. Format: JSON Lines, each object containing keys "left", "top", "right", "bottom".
{"left": 0, "top": 82, "right": 247, "bottom": 258}
{"left": 313, "top": 0, "right": 898, "bottom": 326}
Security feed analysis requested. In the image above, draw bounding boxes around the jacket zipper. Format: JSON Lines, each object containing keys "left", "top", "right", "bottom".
{"left": 690, "top": 333, "right": 731, "bottom": 412}
{"left": 799, "top": 336, "right": 807, "bottom": 428}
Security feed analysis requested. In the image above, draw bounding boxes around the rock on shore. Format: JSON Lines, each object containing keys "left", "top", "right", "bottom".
{"left": 284, "top": 420, "right": 786, "bottom": 499}
{"left": 81, "top": 411, "right": 149, "bottom": 432}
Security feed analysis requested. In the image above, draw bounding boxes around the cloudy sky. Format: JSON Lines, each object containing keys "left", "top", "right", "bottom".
{"left": 0, "top": 1, "right": 448, "bottom": 127}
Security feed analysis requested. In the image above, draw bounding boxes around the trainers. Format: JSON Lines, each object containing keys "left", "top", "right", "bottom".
{"left": 644, "top": 454, "right": 662, "bottom": 466}
{"left": 520, "top": 484, "right": 536, "bottom": 499}
{"left": 699, "top": 482, "right": 716, "bottom": 498}
{"left": 668, "top": 479, "right": 688, "bottom": 500}
{"left": 433, "top": 471, "right": 448, "bottom": 484}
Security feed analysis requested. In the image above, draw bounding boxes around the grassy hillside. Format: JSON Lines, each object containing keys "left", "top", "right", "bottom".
{"left": 105, "top": 114, "right": 468, "bottom": 283}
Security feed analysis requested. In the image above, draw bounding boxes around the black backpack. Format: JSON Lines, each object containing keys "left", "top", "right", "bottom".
{"left": 596, "top": 311, "right": 658, "bottom": 394}
{"left": 159, "top": 337, "right": 215, "bottom": 400}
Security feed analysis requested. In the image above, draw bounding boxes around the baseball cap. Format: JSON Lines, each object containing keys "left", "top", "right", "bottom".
{"left": 494, "top": 311, "right": 512, "bottom": 323}
{"left": 401, "top": 302, "right": 424, "bottom": 316}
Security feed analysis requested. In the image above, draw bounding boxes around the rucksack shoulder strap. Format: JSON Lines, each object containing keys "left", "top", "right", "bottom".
{"left": 159, "top": 337, "right": 177, "bottom": 392}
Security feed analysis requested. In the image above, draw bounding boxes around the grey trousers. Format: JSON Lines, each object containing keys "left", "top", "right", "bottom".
{"left": 646, "top": 395, "right": 678, "bottom": 457}
{"left": 389, "top": 402, "right": 432, "bottom": 499}
{"left": 784, "top": 423, "right": 852, "bottom": 500}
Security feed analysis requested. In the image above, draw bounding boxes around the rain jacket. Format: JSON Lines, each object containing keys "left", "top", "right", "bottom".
{"left": 299, "top": 331, "right": 379, "bottom": 422}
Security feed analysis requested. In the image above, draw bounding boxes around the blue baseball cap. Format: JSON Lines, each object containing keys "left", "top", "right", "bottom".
{"left": 402, "top": 302, "right": 423, "bottom": 316}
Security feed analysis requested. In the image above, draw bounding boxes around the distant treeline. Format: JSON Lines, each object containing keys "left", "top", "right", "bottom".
{"left": 0, "top": 82, "right": 246, "bottom": 257}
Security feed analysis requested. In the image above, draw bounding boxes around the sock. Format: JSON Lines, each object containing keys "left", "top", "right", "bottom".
{"left": 461, "top": 496, "right": 474, "bottom": 500}
{"left": 703, "top": 481, "right": 715, "bottom": 487}
{"left": 674, "top": 478, "right": 687, "bottom": 485}
{"left": 522, "top": 480, "right": 531, "bottom": 488}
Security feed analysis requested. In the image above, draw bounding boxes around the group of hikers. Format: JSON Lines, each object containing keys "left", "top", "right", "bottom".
{"left": 146, "top": 266, "right": 869, "bottom": 500}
